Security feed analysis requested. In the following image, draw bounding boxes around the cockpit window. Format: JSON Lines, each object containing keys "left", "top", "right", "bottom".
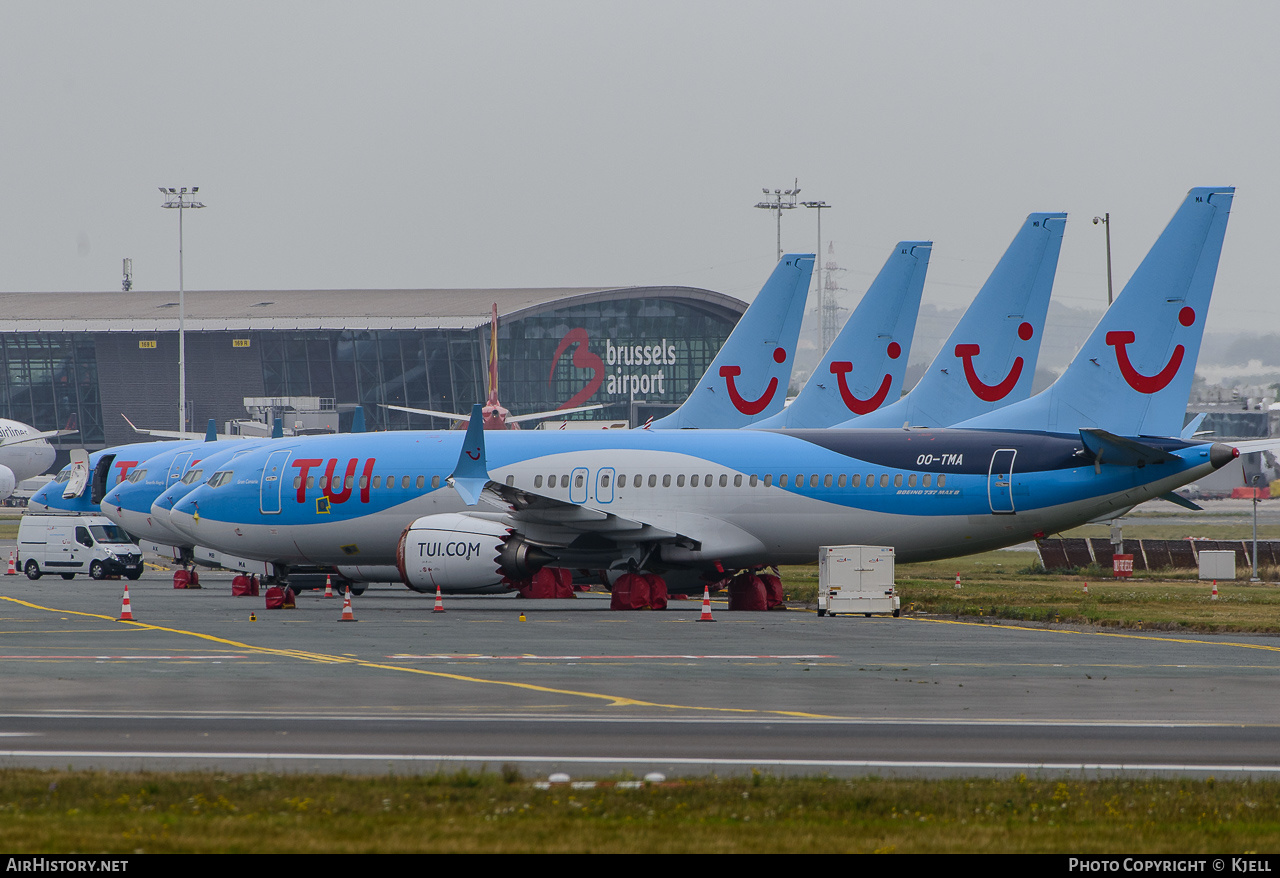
{"left": 208, "top": 470, "right": 234, "bottom": 488}
{"left": 181, "top": 468, "right": 204, "bottom": 485}
{"left": 54, "top": 469, "right": 71, "bottom": 483}
{"left": 127, "top": 468, "right": 147, "bottom": 483}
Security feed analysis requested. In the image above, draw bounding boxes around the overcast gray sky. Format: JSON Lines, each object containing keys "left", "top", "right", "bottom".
{"left": 2, "top": 1, "right": 1275, "bottom": 334}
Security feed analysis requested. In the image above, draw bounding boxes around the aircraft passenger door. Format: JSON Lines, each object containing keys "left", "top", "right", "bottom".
{"left": 570, "top": 467, "right": 589, "bottom": 504}
{"left": 259, "top": 450, "right": 292, "bottom": 514}
{"left": 596, "top": 467, "right": 615, "bottom": 504}
{"left": 167, "top": 452, "right": 193, "bottom": 486}
{"left": 988, "top": 449, "right": 1017, "bottom": 514}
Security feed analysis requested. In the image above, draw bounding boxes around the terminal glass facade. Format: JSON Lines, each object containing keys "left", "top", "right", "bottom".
{"left": 0, "top": 334, "right": 104, "bottom": 444}
{"left": 259, "top": 329, "right": 485, "bottom": 430}
{"left": 501, "top": 297, "right": 730, "bottom": 423}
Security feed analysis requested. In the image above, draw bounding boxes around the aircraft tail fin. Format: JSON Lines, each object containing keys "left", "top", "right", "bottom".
{"left": 351, "top": 406, "right": 366, "bottom": 434}
{"left": 271, "top": 418, "right": 284, "bottom": 439}
{"left": 959, "top": 188, "right": 1234, "bottom": 437}
{"left": 751, "top": 242, "right": 930, "bottom": 428}
{"left": 849, "top": 213, "right": 1065, "bottom": 428}
{"left": 204, "top": 419, "right": 217, "bottom": 442}
{"left": 651, "top": 253, "right": 814, "bottom": 429}
{"left": 449, "top": 404, "right": 488, "bottom": 505}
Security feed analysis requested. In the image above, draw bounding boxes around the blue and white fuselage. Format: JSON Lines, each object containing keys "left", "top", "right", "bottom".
{"left": 167, "top": 426, "right": 1234, "bottom": 589}
{"left": 101, "top": 440, "right": 273, "bottom": 547}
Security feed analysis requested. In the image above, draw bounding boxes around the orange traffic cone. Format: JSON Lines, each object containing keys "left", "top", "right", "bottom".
{"left": 954, "top": 574, "right": 961, "bottom": 589}
{"left": 698, "top": 585, "right": 714, "bottom": 622}
{"left": 1211, "top": 580, "right": 1219, "bottom": 601}
{"left": 5, "top": 550, "right": 15, "bottom": 576}
{"left": 324, "top": 574, "right": 335, "bottom": 598}
{"left": 119, "top": 583, "right": 134, "bottom": 621}
{"left": 433, "top": 583, "right": 445, "bottom": 613}
{"left": 1083, "top": 582, "right": 1089, "bottom": 595}
{"left": 339, "top": 587, "right": 356, "bottom": 622}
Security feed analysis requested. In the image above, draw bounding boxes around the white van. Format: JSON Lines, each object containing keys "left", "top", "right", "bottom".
{"left": 17, "top": 514, "right": 143, "bottom": 581}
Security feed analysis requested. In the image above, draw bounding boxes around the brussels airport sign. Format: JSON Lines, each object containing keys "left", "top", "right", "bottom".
{"left": 548, "top": 329, "right": 681, "bottom": 409}
{"left": 604, "top": 338, "right": 676, "bottom": 396}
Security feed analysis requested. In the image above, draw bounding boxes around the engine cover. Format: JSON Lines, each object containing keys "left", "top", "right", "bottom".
{"left": 396, "top": 513, "right": 511, "bottom": 592}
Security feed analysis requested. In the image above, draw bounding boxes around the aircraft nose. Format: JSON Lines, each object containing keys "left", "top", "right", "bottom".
{"left": 169, "top": 494, "right": 202, "bottom": 540}
{"left": 102, "top": 483, "right": 125, "bottom": 507}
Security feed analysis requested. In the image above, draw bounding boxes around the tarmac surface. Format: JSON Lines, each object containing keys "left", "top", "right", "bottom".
{"left": 2, "top": 564, "right": 1279, "bottom": 779}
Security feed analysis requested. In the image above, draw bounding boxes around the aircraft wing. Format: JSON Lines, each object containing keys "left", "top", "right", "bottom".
{"left": 121, "top": 415, "right": 251, "bottom": 441}
{"left": 0, "top": 429, "right": 76, "bottom": 447}
{"left": 384, "top": 405, "right": 470, "bottom": 423}
{"left": 505, "top": 404, "right": 606, "bottom": 424}
{"left": 444, "top": 406, "right": 750, "bottom": 564}
{"left": 386, "top": 403, "right": 606, "bottom": 425}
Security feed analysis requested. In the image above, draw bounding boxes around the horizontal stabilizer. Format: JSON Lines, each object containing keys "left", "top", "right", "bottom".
{"left": 1080, "top": 428, "right": 1180, "bottom": 468}
{"left": 1160, "top": 491, "right": 1203, "bottom": 511}
{"left": 1226, "top": 437, "right": 1280, "bottom": 456}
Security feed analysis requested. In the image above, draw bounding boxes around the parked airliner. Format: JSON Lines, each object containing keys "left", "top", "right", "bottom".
{"left": 835, "top": 212, "right": 1066, "bottom": 429}
{"left": 0, "top": 419, "right": 67, "bottom": 500}
{"left": 163, "top": 189, "right": 1237, "bottom": 594}
{"left": 749, "top": 242, "right": 930, "bottom": 429}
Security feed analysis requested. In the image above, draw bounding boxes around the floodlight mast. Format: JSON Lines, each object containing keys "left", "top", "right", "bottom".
{"left": 1092, "top": 213, "right": 1114, "bottom": 306}
{"left": 160, "top": 187, "right": 205, "bottom": 434}
{"left": 802, "top": 199, "right": 832, "bottom": 350}
{"left": 755, "top": 179, "right": 800, "bottom": 262}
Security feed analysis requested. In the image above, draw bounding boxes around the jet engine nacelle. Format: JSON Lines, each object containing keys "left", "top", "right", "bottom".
{"left": 395, "top": 512, "right": 553, "bottom": 593}
{"left": 0, "top": 464, "right": 17, "bottom": 502}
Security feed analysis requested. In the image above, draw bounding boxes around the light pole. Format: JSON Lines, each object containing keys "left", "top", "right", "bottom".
{"left": 160, "top": 187, "right": 205, "bottom": 434}
{"left": 1250, "top": 471, "right": 1262, "bottom": 582}
{"left": 755, "top": 180, "right": 800, "bottom": 262}
{"left": 802, "top": 200, "right": 832, "bottom": 350}
{"left": 1092, "top": 213, "right": 1113, "bottom": 306}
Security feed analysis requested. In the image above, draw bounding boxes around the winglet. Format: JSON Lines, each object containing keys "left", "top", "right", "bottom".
{"left": 272, "top": 418, "right": 284, "bottom": 439}
{"left": 448, "top": 404, "right": 489, "bottom": 506}
{"left": 204, "top": 419, "right": 217, "bottom": 442}
{"left": 1181, "top": 412, "right": 1207, "bottom": 440}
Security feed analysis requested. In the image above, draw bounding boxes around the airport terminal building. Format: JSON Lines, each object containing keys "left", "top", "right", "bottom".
{"left": 0, "top": 285, "right": 746, "bottom": 456}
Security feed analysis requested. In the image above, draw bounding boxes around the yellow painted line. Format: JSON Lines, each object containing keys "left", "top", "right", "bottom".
{"left": 909, "top": 615, "right": 1280, "bottom": 654}
{"left": 0, "top": 595, "right": 836, "bottom": 719}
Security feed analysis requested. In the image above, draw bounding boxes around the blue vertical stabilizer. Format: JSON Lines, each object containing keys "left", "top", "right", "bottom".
{"left": 956, "top": 188, "right": 1234, "bottom": 437}
{"left": 650, "top": 254, "right": 814, "bottom": 429}
{"left": 846, "top": 212, "right": 1066, "bottom": 428}
{"left": 750, "top": 242, "right": 931, "bottom": 428}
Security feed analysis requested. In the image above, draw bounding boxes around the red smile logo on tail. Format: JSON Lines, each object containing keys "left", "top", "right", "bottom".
{"left": 1105, "top": 307, "right": 1193, "bottom": 394}
{"left": 954, "top": 322, "right": 1033, "bottom": 403}
{"left": 720, "top": 347, "right": 786, "bottom": 415}
{"left": 830, "top": 341, "right": 901, "bottom": 414}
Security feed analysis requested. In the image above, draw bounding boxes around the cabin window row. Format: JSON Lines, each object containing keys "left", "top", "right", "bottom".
{"left": 522, "top": 472, "right": 946, "bottom": 489}
{"left": 292, "top": 474, "right": 443, "bottom": 491}
{"left": 288, "top": 471, "right": 949, "bottom": 492}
